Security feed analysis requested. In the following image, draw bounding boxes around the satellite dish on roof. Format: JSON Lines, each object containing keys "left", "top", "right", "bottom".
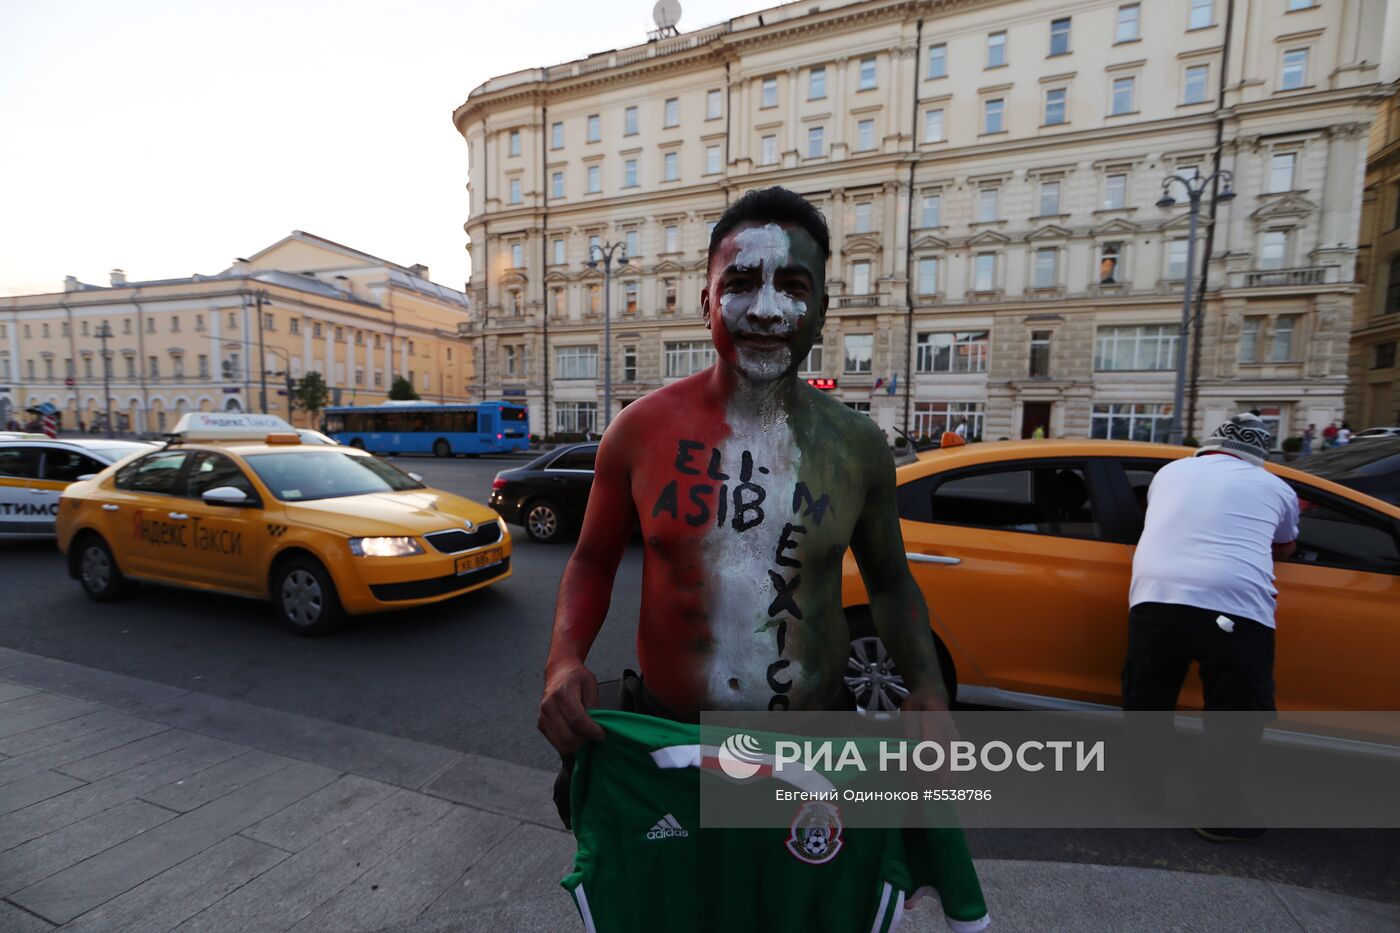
{"left": 653, "top": 0, "right": 681, "bottom": 31}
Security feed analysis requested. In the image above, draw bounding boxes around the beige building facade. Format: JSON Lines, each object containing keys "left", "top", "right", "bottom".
{"left": 0, "top": 232, "right": 473, "bottom": 433}
{"left": 455, "top": 0, "right": 1391, "bottom": 444}
{"left": 1350, "top": 89, "right": 1400, "bottom": 429}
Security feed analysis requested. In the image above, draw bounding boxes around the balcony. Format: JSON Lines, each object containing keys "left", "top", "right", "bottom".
{"left": 1228, "top": 266, "right": 1339, "bottom": 289}
{"left": 835, "top": 295, "right": 880, "bottom": 308}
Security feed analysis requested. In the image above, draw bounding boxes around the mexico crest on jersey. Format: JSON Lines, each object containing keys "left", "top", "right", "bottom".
{"left": 785, "top": 801, "right": 843, "bottom": 865}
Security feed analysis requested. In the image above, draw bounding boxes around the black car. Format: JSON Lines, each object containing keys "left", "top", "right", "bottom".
{"left": 1292, "top": 437, "right": 1400, "bottom": 506}
{"left": 490, "top": 442, "right": 597, "bottom": 542}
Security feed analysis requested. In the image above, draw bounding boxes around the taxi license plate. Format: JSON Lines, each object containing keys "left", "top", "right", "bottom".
{"left": 456, "top": 548, "right": 503, "bottom": 575}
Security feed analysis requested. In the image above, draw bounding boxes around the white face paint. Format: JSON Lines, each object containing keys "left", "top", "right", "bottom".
{"left": 717, "top": 223, "right": 809, "bottom": 382}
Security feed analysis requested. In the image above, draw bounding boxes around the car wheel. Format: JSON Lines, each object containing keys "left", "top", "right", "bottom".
{"left": 77, "top": 535, "right": 132, "bottom": 603}
{"left": 524, "top": 499, "right": 563, "bottom": 543}
{"left": 843, "top": 608, "right": 955, "bottom": 712}
{"left": 433, "top": 439, "right": 451, "bottom": 458}
{"left": 272, "top": 556, "right": 345, "bottom": 636}
{"left": 348, "top": 438, "right": 366, "bottom": 450}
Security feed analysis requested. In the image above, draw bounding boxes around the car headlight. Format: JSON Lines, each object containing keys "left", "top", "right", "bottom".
{"left": 348, "top": 536, "right": 424, "bottom": 557}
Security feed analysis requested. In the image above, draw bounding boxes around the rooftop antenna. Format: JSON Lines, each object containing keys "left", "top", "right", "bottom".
{"left": 649, "top": 0, "right": 681, "bottom": 39}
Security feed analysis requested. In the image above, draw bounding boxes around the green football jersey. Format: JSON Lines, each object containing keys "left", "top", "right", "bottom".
{"left": 562, "top": 710, "right": 990, "bottom": 932}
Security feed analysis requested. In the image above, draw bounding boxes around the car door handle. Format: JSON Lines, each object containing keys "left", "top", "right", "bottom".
{"left": 30, "top": 488, "right": 50, "bottom": 494}
{"left": 907, "top": 552, "right": 961, "bottom": 566}
{"left": 102, "top": 504, "right": 120, "bottom": 511}
{"left": 168, "top": 512, "right": 189, "bottom": 520}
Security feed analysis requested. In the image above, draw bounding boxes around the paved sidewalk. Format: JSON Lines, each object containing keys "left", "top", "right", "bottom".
{"left": 0, "top": 647, "right": 1394, "bottom": 932}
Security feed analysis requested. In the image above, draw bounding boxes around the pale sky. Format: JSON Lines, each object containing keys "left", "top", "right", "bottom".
{"left": 0, "top": 0, "right": 758, "bottom": 297}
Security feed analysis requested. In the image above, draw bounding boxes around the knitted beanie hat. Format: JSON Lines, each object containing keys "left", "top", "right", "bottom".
{"left": 1195, "top": 409, "right": 1272, "bottom": 467}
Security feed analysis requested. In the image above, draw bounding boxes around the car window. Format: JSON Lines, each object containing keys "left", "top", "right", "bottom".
{"left": 0, "top": 446, "right": 42, "bottom": 479}
{"left": 185, "top": 451, "right": 257, "bottom": 500}
{"left": 114, "top": 451, "right": 189, "bottom": 495}
{"left": 928, "top": 463, "right": 1102, "bottom": 538}
{"left": 43, "top": 450, "right": 108, "bottom": 483}
{"left": 550, "top": 447, "right": 597, "bottom": 471}
{"left": 242, "top": 450, "right": 424, "bottom": 502}
{"left": 1289, "top": 489, "right": 1400, "bottom": 575}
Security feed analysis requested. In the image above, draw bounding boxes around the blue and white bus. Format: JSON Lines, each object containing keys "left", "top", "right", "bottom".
{"left": 322, "top": 401, "right": 530, "bottom": 456}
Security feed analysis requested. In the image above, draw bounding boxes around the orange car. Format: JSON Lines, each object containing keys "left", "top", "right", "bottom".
{"left": 841, "top": 440, "right": 1400, "bottom": 714}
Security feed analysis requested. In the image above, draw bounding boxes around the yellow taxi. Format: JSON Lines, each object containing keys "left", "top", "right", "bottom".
{"left": 55, "top": 412, "right": 511, "bottom": 634}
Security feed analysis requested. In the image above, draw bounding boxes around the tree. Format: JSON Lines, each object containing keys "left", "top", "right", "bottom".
{"left": 388, "top": 376, "right": 420, "bottom": 401}
{"left": 292, "top": 371, "right": 330, "bottom": 420}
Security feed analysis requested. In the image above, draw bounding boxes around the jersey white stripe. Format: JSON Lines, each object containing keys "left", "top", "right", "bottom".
{"left": 888, "top": 892, "right": 906, "bottom": 932}
{"left": 573, "top": 883, "right": 599, "bottom": 933}
{"left": 869, "top": 882, "right": 892, "bottom": 933}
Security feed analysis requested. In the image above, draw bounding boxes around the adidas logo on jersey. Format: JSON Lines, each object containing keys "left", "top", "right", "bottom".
{"left": 645, "top": 813, "right": 689, "bottom": 840}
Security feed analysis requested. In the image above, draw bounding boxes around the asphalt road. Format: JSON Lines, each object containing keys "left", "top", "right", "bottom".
{"left": 0, "top": 452, "right": 1395, "bottom": 905}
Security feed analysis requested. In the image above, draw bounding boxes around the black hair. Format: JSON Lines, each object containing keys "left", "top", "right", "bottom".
{"left": 706, "top": 186, "right": 831, "bottom": 275}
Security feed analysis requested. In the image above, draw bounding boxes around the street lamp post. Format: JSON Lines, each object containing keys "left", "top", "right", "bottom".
{"left": 1156, "top": 170, "right": 1235, "bottom": 446}
{"left": 94, "top": 322, "right": 115, "bottom": 437}
{"left": 585, "top": 241, "right": 633, "bottom": 433}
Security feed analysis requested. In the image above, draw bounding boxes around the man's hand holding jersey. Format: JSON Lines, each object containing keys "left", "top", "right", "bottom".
{"left": 540, "top": 662, "right": 606, "bottom": 754}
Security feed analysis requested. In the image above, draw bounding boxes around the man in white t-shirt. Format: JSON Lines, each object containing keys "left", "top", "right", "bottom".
{"left": 1123, "top": 410, "right": 1299, "bottom": 842}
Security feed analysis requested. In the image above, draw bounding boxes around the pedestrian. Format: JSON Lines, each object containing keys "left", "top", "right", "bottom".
{"left": 1031, "top": 424, "right": 1045, "bottom": 440}
{"left": 1300, "top": 424, "right": 1315, "bottom": 456}
{"left": 954, "top": 418, "right": 968, "bottom": 438}
{"left": 1337, "top": 422, "right": 1352, "bottom": 446}
{"left": 1321, "top": 421, "right": 1338, "bottom": 448}
{"left": 1122, "top": 410, "right": 1299, "bottom": 842}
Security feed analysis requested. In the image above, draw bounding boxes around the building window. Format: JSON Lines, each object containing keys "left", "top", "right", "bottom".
{"left": 1373, "top": 342, "right": 1396, "bottom": 370}
{"left": 664, "top": 341, "right": 717, "bottom": 378}
{"left": 552, "top": 171, "right": 565, "bottom": 199}
{"left": 809, "top": 67, "right": 827, "bottom": 99}
{"left": 1116, "top": 4, "right": 1140, "bottom": 41}
{"left": 854, "top": 202, "right": 872, "bottom": 233}
{"left": 664, "top": 225, "right": 680, "bottom": 253}
{"left": 859, "top": 57, "right": 877, "bottom": 90}
{"left": 807, "top": 126, "right": 825, "bottom": 158}
{"left": 508, "top": 130, "right": 520, "bottom": 156}
{"left": 1183, "top": 64, "right": 1210, "bottom": 104}
{"left": 921, "top": 194, "right": 941, "bottom": 228}
{"left": 927, "top": 43, "right": 946, "bottom": 78}
{"left": 974, "top": 253, "right": 997, "bottom": 291}
{"left": 761, "top": 135, "right": 778, "bottom": 165}
{"left": 705, "top": 145, "right": 721, "bottom": 175}
{"left": 625, "top": 230, "right": 640, "bottom": 258}
{"left": 851, "top": 261, "right": 872, "bottom": 295}
{"left": 843, "top": 334, "right": 873, "bottom": 374}
{"left": 355, "top": 368, "right": 364, "bottom": 386}
{"left": 1269, "top": 152, "right": 1296, "bottom": 192}
{"left": 552, "top": 288, "right": 565, "bottom": 315}
{"left": 508, "top": 179, "right": 521, "bottom": 204}
{"left": 1239, "top": 317, "right": 1261, "bottom": 363}
{"left": 624, "top": 106, "right": 639, "bottom": 136}
{"left": 623, "top": 345, "right": 638, "bottom": 382}
{"left": 1280, "top": 48, "right": 1308, "bottom": 89}
{"left": 287, "top": 317, "right": 298, "bottom": 335}
{"left": 1099, "top": 241, "right": 1124, "bottom": 283}
{"left": 125, "top": 357, "right": 135, "bottom": 378}
{"left": 1029, "top": 330, "right": 1052, "bottom": 377}
{"left": 1104, "top": 173, "right": 1127, "bottom": 210}
{"left": 552, "top": 238, "right": 565, "bottom": 265}
{"left": 1287, "top": 0, "right": 1315, "bottom": 8}
{"left": 1259, "top": 230, "right": 1288, "bottom": 270}
{"left": 917, "top": 258, "right": 939, "bottom": 295}
{"left": 1189, "top": 0, "right": 1213, "bottom": 29}
{"left": 664, "top": 98, "right": 679, "bottom": 128}
{"left": 856, "top": 119, "right": 875, "bottom": 152}
{"left": 987, "top": 31, "right": 1006, "bottom": 68}
{"left": 587, "top": 164, "right": 601, "bottom": 193}
{"left": 761, "top": 77, "right": 778, "bottom": 108}
{"left": 589, "top": 234, "right": 602, "bottom": 257}
{"left": 587, "top": 114, "right": 601, "bottom": 142}
{"left": 1044, "top": 88, "right": 1067, "bottom": 125}
{"left": 551, "top": 121, "right": 564, "bottom": 149}
{"left": 624, "top": 158, "right": 639, "bottom": 188}
{"left": 313, "top": 321, "right": 323, "bottom": 338}
{"left": 983, "top": 98, "right": 1005, "bottom": 133}
{"left": 1271, "top": 316, "right": 1298, "bottom": 361}
{"left": 556, "top": 402, "right": 597, "bottom": 435}
{"left": 914, "top": 402, "right": 984, "bottom": 441}
{"left": 504, "top": 345, "right": 519, "bottom": 376}
{"left": 917, "top": 332, "right": 989, "bottom": 374}
{"left": 506, "top": 290, "right": 520, "bottom": 315}
{"left": 1091, "top": 403, "right": 1174, "bottom": 443}
{"left": 664, "top": 279, "right": 678, "bottom": 311}
{"left": 706, "top": 89, "right": 723, "bottom": 120}
{"left": 373, "top": 371, "right": 383, "bottom": 387}
{"left": 663, "top": 151, "right": 679, "bottom": 181}
{"left": 1387, "top": 257, "right": 1400, "bottom": 312}
{"left": 924, "top": 108, "right": 944, "bottom": 143}
{"left": 622, "top": 282, "right": 639, "bottom": 313}
{"left": 1049, "top": 18, "right": 1071, "bottom": 56}
{"left": 148, "top": 356, "right": 159, "bottom": 378}
{"left": 1094, "top": 324, "right": 1179, "bottom": 371}
{"left": 1111, "top": 76, "right": 1135, "bottom": 115}
{"left": 588, "top": 284, "right": 601, "bottom": 313}
{"left": 1033, "top": 248, "right": 1058, "bottom": 287}
{"left": 977, "top": 187, "right": 1000, "bottom": 222}
{"left": 800, "top": 338, "right": 824, "bottom": 375}
{"left": 147, "top": 318, "right": 155, "bottom": 333}
{"left": 1167, "top": 237, "right": 1190, "bottom": 279}
{"left": 1039, "top": 180, "right": 1062, "bottom": 216}
{"left": 556, "top": 345, "right": 598, "bottom": 379}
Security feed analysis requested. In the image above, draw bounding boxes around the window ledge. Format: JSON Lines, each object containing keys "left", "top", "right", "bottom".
{"left": 1114, "top": 38, "right": 1142, "bottom": 46}
{"left": 1106, "top": 110, "right": 1141, "bottom": 118}
{"left": 1040, "top": 121, "right": 1070, "bottom": 129}
{"left": 1274, "top": 84, "right": 1316, "bottom": 93}
{"left": 979, "top": 130, "right": 1009, "bottom": 138}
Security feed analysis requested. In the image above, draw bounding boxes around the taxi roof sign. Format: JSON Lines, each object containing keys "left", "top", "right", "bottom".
{"left": 171, "top": 412, "right": 296, "bottom": 442}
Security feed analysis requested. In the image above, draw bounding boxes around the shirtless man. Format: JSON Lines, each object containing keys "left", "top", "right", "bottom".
{"left": 539, "top": 186, "right": 948, "bottom": 752}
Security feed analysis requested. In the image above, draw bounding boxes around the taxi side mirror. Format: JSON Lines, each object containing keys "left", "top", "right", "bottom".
{"left": 202, "top": 486, "right": 252, "bottom": 507}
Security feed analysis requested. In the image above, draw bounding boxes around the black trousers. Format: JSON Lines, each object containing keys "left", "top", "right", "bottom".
{"left": 1121, "top": 602, "right": 1276, "bottom": 824}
